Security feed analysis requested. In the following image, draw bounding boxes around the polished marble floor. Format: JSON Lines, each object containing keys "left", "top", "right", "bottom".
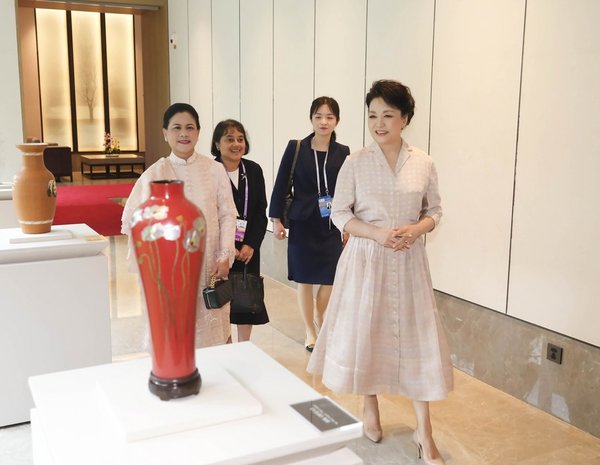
{"left": 2, "top": 174, "right": 600, "bottom": 464}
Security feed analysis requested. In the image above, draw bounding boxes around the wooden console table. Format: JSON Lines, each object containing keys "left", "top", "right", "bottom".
{"left": 80, "top": 154, "right": 145, "bottom": 179}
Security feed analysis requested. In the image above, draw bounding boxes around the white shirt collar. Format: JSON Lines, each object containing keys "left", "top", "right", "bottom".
{"left": 168, "top": 151, "right": 199, "bottom": 165}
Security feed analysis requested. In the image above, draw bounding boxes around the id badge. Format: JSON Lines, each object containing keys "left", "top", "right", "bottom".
{"left": 235, "top": 219, "right": 248, "bottom": 242}
{"left": 318, "top": 195, "right": 333, "bottom": 218}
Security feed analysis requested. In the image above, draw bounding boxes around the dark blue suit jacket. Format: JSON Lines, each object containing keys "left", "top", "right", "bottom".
{"left": 269, "top": 133, "right": 350, "bottom": 222}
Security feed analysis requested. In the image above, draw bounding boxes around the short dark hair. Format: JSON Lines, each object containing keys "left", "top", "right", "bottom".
{"left": 365, "top": 80, "right": 415, "bottom": 124}
{"left": 210, "top": 119, "right": 250, "bottom": 158}
{"left": 309, "top": 96, "right": 340, "bottom": 141}
{"left": 162, "top": 103, "right": 201, "bottom": 129}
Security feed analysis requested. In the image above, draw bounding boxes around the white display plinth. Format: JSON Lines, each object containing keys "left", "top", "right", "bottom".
{"left": 0, "top": 182, "right": 12, "bottom": 200}
{"left": 0, "top": 184, "right": 18, "bottom": 229}
{"left": 8, "top": 228, "right": 73, "bottom": 243}
{"left": 98, "top": 362, "right": 262, "bottom": 442}
{"left": 0, "top": 224, "right": 111, "bottom": 426}
{"left": 0, "top": 223, "right": 108, "bottom": 264}
{"left": 29, "top": 342, "right": 364, "bottom": 465}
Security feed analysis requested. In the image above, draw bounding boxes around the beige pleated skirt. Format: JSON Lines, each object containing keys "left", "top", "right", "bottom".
{"left": 307, "top": 236, "right": 454, "bottom": 401}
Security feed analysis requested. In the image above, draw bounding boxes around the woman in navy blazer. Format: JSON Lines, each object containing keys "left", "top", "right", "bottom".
{"left": 270, "top": 97, "right": 350, "bottom": 352}
{"left": 212, "top": 119, "right": 269, "bottom": 342}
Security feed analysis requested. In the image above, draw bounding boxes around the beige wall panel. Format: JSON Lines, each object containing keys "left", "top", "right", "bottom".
{"left": 0, "top": 1, "right": 24, "bottom": 180}
{"left": 364, "top": 0, "right": 434, "bottom": 151}
{"left": 272, "top": 0, "right": 314, "bottom": 193}
{"left": 507, "top": 0, "right": 600, "bottom": 346}
{"left": 169, "top": 0, "right": 600, "bottom": 346}
{"left": 211, "top": 0, "right": 241, "bottom": 126}
{"left": 426, "top": 0, "right": 525, "bottom": 312}
{"left": 186, "top": 0, "right": 214, "bottom": 156}
{"left": 240, "top": 0, "right": 274, "bottom": 191}
{"left": 168, "top": 0, "right": 190, "bottom": 105}
{"left": 314, "top": 0, "right": 366, "bottom": 153}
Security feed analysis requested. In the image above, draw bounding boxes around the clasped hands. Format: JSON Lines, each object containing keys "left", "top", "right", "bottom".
{"left": 377, "top": 225, "right": 418, "bottom": 252}
{"left": 235, "top": 245, "right": 254, "bottom": 264}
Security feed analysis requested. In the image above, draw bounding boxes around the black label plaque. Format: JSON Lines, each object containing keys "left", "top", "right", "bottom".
{"left": 290, "top": 397, "right": 359, "bottom": 432}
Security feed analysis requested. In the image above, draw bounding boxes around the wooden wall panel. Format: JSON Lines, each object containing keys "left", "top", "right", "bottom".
{"left": 2, "top": 1, "right": 25, "bottom": 180}
{"left": 140, "top": 1, "right": 170, "bottom": 165}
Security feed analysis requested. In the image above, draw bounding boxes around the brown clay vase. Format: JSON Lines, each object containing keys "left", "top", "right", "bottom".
{"left": 13, "top": 143, "right": 57, "bottom": 234}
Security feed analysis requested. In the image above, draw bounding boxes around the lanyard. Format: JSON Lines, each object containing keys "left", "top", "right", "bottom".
{"left": 313, "top": 149, "right": 329, "bottom": 196}
{"left": 238, "top": 160, "right": 249, "bottom": 219}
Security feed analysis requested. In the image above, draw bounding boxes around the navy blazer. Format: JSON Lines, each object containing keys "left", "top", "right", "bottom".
{"left": 269, "top": 133, "right": 350, "bottom": 222}
{"left": 225, "top": 158, "right": 268, "bottom": 252}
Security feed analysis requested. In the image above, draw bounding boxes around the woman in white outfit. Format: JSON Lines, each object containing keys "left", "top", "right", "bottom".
{"left": 121, "top": 103, "right": 237, "bottom": 347}
{"left": 307, "top": 81, "right": 453, "bottom": 465}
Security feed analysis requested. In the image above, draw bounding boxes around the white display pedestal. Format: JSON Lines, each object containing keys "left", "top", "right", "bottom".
{"left": 0, "top": 224, "right": 111, "bottom": 426}
{"left": 0, "top": 223, "right": 109, "bottom": 264}
{"left": 0, "top": 183, "right": 18, "bottom": 229}
{"left": 29, "top": 342, "right": 364, "bottom": 465}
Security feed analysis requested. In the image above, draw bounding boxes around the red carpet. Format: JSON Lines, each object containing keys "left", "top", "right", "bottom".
{"left": 54, "top": 184, "right": 134, "bottom": 236}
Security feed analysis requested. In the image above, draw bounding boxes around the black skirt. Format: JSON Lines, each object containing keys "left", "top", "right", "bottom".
{"left": 287, "top": 207, "right": 343, "bottom": 285}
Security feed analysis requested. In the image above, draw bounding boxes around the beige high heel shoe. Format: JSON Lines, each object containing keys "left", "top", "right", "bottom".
{"left": 364, "top": 426, "right": 382, "bottom": 443}
{"left": 363, "top": 396, "right": 383, "bottom": 443}
{"left": 412, "top": 431, "right": 445, "bottom": 465}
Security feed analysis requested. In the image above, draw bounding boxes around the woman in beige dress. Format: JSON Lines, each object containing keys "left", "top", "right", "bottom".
{"left": 121, "top": 103, "right": 237, "bottom": 347}
{"left": 307, "top": 80, "right": 453, "bottom": 465}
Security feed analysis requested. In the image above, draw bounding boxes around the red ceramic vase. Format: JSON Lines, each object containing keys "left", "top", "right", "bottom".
{"left": 130, "top": 180, "right": 206, "bottom": 400}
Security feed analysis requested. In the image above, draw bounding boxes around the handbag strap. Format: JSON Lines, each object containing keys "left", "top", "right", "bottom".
{"left": 208, "top": 274, "right": 217, "bottom": 288}
{"left": 286, "top": 140, "right": 301, "bottom": 195}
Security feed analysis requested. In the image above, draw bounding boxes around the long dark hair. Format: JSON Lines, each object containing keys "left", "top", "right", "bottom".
{"left": 210, "top": 119, "right": 250, "bottom": 159}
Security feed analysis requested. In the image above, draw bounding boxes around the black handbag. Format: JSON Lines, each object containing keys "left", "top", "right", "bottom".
{"left": 202, "top": 275, "right": 233, "bottom": 309}
{"left": 281, "top": 140, "right": 301, "bottom": 229}
{"left": 229, "top": 266, "right": 266, "bottom": 314}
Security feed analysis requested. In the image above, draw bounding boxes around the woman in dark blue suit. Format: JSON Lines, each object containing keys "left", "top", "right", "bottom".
{"left": 270, "top": 97, "right": 350, "bottom": 352}
{"left": 212, "top": 119, "right": 269, "bottom": 342}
